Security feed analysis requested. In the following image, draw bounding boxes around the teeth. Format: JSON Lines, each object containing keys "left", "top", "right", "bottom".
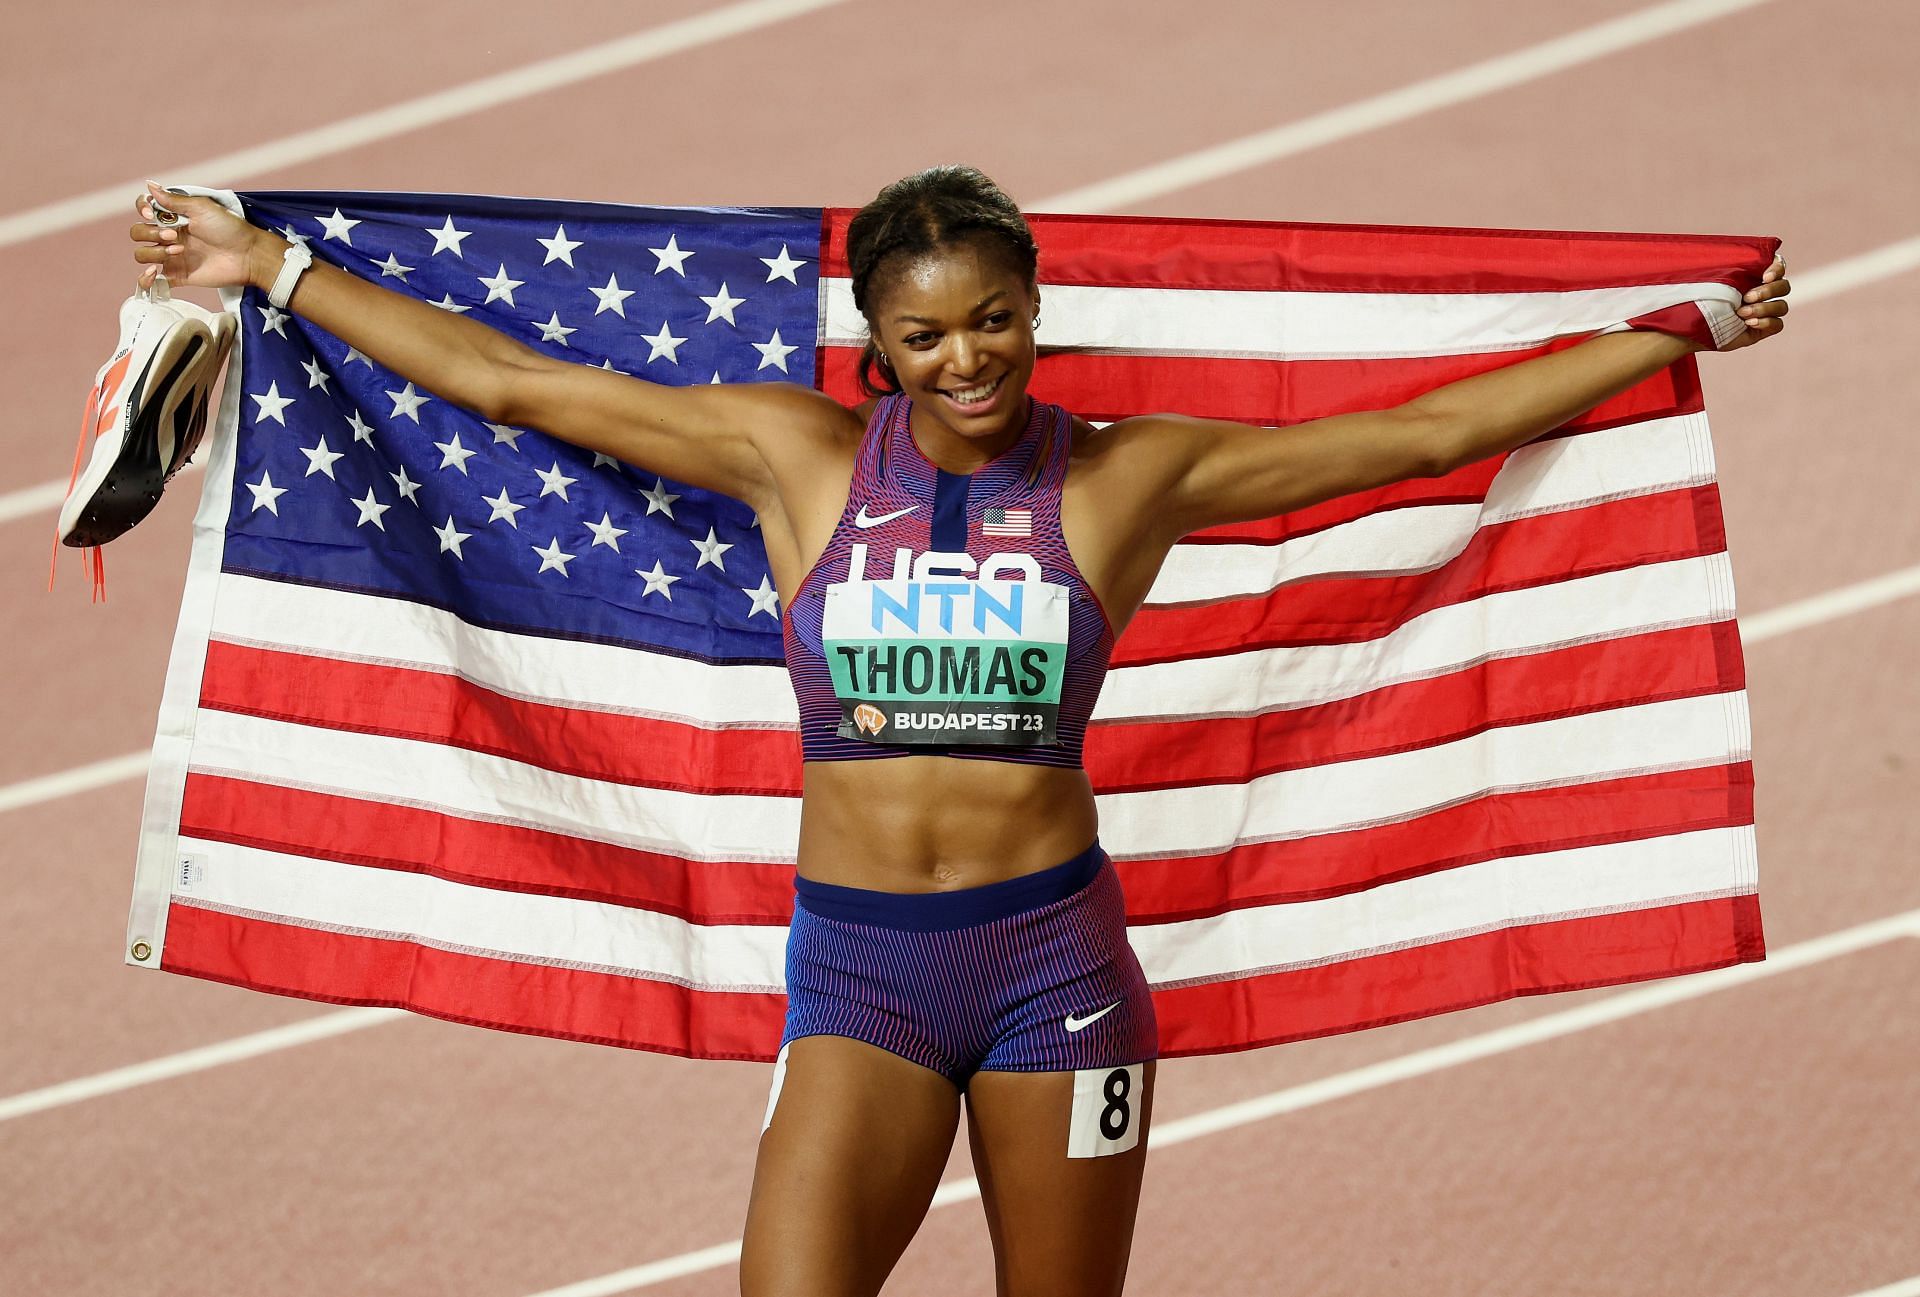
{"left": 948, "top": 376, "right": 1000, "bottom": 405}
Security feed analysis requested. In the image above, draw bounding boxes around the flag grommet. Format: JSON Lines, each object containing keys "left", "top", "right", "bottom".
{"left": 130, "top": 941, "right": 152, "bottom": 962}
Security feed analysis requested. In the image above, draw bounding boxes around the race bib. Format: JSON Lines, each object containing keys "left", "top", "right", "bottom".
{"left": 821, "top": 575, "right": 1070, "bottom": 746}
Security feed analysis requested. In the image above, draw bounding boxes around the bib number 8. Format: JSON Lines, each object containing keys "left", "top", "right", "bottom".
{"left": 1069, "top": 1063, "right": 1144, "bottom": 1158}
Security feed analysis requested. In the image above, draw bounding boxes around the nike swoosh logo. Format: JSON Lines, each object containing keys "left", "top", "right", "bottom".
{"left": 854, "top": 504, "right": 918, "bottom": 529}
{"left": 1064, "top": 1002, "right": 1121, "bottom": 1033}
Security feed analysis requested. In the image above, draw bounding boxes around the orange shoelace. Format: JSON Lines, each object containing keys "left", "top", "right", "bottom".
{"left": 48, "top": 351, "right": 131, "bottom": 602}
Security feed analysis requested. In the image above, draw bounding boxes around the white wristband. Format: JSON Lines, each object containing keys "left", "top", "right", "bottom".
{"left": 268, "top": 242, "right": 314, "bottom": 309}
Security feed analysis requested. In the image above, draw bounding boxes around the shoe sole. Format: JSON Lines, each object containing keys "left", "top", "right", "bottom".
{"left": 59, "top": 318, "right": 215, "bottom": 548}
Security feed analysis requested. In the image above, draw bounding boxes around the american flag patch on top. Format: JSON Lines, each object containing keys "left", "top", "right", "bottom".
{"left": 982, "top": 507, "right": 1032, "bottom": 537}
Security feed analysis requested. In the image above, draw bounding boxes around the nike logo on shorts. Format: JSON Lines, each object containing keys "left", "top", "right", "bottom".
{"left": 854, "top": 504, "right": 918, "bottom": 528}
{"left": 1064, "top": 1002, "right": 1121, "bottom": 1032}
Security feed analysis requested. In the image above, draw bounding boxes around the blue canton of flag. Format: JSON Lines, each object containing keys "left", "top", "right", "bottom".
{"left": 225, "top": 191, "right": 822, "bottom": 664}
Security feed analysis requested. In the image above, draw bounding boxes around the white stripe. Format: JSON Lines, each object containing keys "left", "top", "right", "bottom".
{"left": 524, "top": 908, "right": 1920, "bottom": 1297}
{"left": 824, "top": 277, "right": 1742, "bottom": 360}
{"left": 1740, "top": 564, "right": 1920, "bottom": 644}
{"left": 0, "top": 751, "right": 150, "bottom": 815}
{"left": 0, "top": 478, "right": 70, "bottom": 527}
{"left": 1149, "top": 413, "right": 1712, "bottom": 605}
{"left": 188, "top": 709, "right": 801, "bottom": 863}
{"left": 0, "top": 1008, "right": 401, "bottom": 1123}
{"left": 211, "top": 575, "right": 800, "bottom": 726}
{"left": 1099, "top": 692, "right": 1749, "bottom": 860}
{"left": 1133, "top": 826, "right": 1754, "bottom": 987}
{"left": 0, "top": 0, "right": 852, "bottom": 249}
{"left": 1102, "top": 553, "right": 1736, "bottom": 722}
{"left": 175, "top": 838, "right": 788, "bottom": 991}
{"left": 1033, "top": 0, "right": 1777, "bottom": 213}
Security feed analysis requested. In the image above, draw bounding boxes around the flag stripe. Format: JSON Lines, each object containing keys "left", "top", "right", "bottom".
{"left": 819, "top": 335, "right": 1706, "bottom": 425}
{"left": 165, "top": 822, "right": 1753, "bottom": 992}
{"left": 819, "top": 209, "right": 1780, "bottom": 296}
{"left": 179, "top": 760, "right": 1749, "bottom": 927}
{"left": 1151, "top": 894, "right": 1765, "bottom": 1057}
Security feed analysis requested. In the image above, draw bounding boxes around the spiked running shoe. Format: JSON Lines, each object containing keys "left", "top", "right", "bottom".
{"left": 58, "top": 280, "right": 237, "bottom": 548}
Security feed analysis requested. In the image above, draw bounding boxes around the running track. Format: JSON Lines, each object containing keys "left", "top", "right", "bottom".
{"left": 5, "top": 1, "right": 1917, "bottom": 1292}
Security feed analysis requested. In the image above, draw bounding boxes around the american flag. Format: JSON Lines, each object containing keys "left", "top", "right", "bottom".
{"left": 127, "top": 188, "right": 1773, "bottom": 1060}
{"left": 982, "top": 507, "right": 1033, "bottom": 538}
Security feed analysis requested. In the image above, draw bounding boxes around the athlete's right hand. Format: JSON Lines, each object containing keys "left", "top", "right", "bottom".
{"left": 129, "top": 182, "right": 260, "bottom": 293}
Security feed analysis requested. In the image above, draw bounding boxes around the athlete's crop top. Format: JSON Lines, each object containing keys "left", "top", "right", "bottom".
{"left": 781, "top": 393, "right": 1115, "bottom": 767}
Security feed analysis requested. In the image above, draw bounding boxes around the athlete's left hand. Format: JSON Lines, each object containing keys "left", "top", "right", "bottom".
{"left": 1722, "top": 254, "right": 1790, "bottom": 351}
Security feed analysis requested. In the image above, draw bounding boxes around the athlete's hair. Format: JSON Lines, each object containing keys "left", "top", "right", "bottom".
{"left": 846, "top": 165, "right": 1039, "bottom": 397}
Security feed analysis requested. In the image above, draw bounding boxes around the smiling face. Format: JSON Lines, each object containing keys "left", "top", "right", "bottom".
{"left": 866, "top": 236, "right": 1041, "bottom": 465}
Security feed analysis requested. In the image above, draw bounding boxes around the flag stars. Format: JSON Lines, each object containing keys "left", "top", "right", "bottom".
{"left": 690, "top": 526, "right": 733, "bottom": 572}
{"left": 753, "top": 329, "right": 797, "bottom": 373}
{"left": 386, "top": 382, "right": 431, "bottom": 422}
{"left": 760, "top": 244, "right": 807, "bottom": 284}
{"left": 583, "top": 512, "right": 627, "bottom": 551}
{"left": 274, "top": 223, "right": 311, "bottom": 249}
{"left": 641, "top": 320, "right": 687, "bottom": 364}
{"left": 537, "top": 311, "right": 577, "bottom": 346}
{"left": 299, "top": 436, "right": 344, "bottom": 479}
{"left": 479, "top": 264, "right": 524, "bottom": 307}
{"left": 346, "top": 410, "right": 375, "bottom": 444}
{"left": 430, "top": 293, "right": 472, "bottom": 314}
{"left": 433, "top": 432, "right": 476, "bottom": 474}
{"left": 345, "top": 345, "right": 373, "bottom": 367}
{"left": 649, "top": 233, "right": 693, "bottom": 276}
{"left": 389, "top": 465, "right": 422, "bottom": 504}
{"left": 538, "top": 225, "right": 583, "bottom": 267}
{"left": 742, "top": 573, "right": 780, "bottom": 619}
{"left": 483, "top": 487, "right": 526, "bottom": 527}
{"left": 317, "top": 208, "right": 361, "bottom": 245}
{"left": 535, "top": 462, "right": 577, "bottom": 502}
{"left": 592, "top": 452, "right": 622, "bottom": 470}
{"left": 299, "top": 357, "right": 332, "bottom": 392}
{"left": 425, "top": 215, "right": 472, "bottom": 257}
{"left": 245, "top": 470, "right": 287, "bottom": 515}
{"left": 434, "top": 516, "right": 473, "bottom": 560}
{"left": 258, "top": 304, "right": 290, "bottom": 338}
{"left": 639, "top": 478, "right": 680, "bottom": 518}
{"left": 635, "top": 560, "right": 679, "bottom": 600}
{"left": 486, "top": 422, "right": 527, "bottom": 450}
{"left": 532, "top": 537, "right": 576, "bottom": 576}
{"left": 376, "top": 252, "right": 414, "bottom": 281}
{"left": 250, "top": 381, "right": 295, "bottom": 426}
{"left": 589, "top": 273, "right": 635, "bottom": 317}
{"left": 700, "top": 281, "right": 745, "bottom": 326}
{"left": 350, "top": 487, "right": 391, "bottom": 530}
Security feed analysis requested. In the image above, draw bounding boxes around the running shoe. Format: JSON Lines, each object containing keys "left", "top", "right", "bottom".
{"left": 58, "top": 279, "right": 237, "bottom": 548}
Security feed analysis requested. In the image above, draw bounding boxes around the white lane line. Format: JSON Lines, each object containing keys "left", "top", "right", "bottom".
{"left": 0, "top": 0, "right": 851, "bottom": 250}
{"left": 0, "top": 478, "right": 66, "bottom": 526}
{"left": 1847, "top": 1279, "right": 1920, "bottom": 1297}
{"left": 1036, "top": 0, "right": 1775, "bottom": 213}
{"left": 524, "top": 908, "right": 1920, "bottom": 1297}
{"left": 0, "top": 751, "right": 150, "bottom": 815}
{"left": 9, "top": 553, "right": 1920, "bottom": 820}
{"left": 0, "top": 1007, "right": 401, "bottom": 1123}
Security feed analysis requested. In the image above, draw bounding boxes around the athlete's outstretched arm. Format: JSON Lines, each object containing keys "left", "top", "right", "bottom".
{"left": 1109, "top": 260, "right": 1791, "bottom": 541}
{"left": 129, "top": 185, "right": 850, "bottom": 509}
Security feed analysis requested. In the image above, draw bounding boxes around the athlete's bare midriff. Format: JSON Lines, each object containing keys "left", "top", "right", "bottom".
{"left": 794, "top": 756, "right": 1100, "bottom": 890}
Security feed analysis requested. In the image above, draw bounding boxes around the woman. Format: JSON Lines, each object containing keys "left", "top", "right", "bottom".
{"left": 130, "top": 166, "right": 1789, "bottom": 1296}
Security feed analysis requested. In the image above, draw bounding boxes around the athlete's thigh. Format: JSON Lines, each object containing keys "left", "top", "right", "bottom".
{"left": 965, "top": 1062, "right": 1157, "bottom": 1297}
{"left": 741, "top": 1033, "right": 963, "bottom": 1297}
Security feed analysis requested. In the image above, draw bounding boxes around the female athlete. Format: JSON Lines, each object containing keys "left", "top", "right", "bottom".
{"left": 129, "top": 165, "right": 1789, "bottom": 1297}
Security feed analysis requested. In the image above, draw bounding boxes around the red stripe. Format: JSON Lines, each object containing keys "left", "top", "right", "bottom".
{"left": 179, "top": 773, "right": 795, "bottom": 924}
{"left": 160, "top": 900, "right": 785, "bottom": 1060}
{"left": 1114, "top": 762, "right": 1753, "bottom": 922}
{"left": 1116, "top": 484, "right": 1730, "bottom": 665}
{"left": 821, "top": 208, "right": 1779, "bottom": 296}
{"left": 199, "top": 640, "right": 806, "bottom": 797}
{"left": 819, "top": 338, "right": 1705, "bottom": 427}
{"left": 1151, "top": 893, "right": 1766, "bottom": 1058}
{"left": 157, "top": 891, "right": 1763, "bottom": 1064}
